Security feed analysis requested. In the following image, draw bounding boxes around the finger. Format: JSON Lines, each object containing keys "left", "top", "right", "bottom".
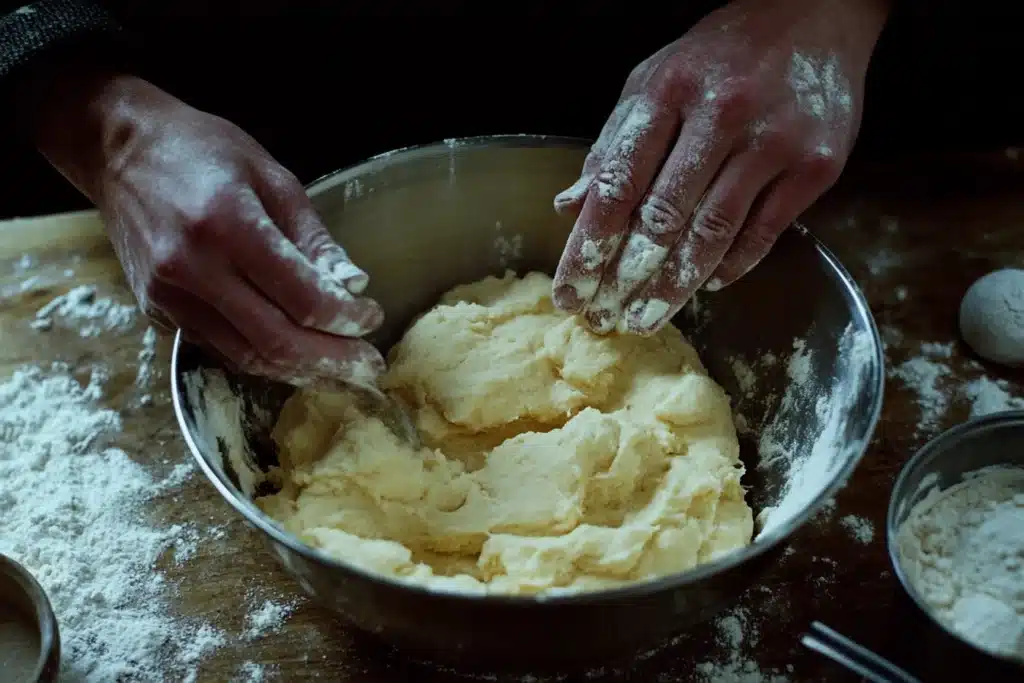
{"left": 552, "top": 96, "right": 682, "bottom": 313}
{"left": 708, "top": 152, "right": 842, "bottom": 289}
{"left": 254, "top": 167, "right": 372, "bottom": 294}
{"left": 580, "top": 110, "right": 737, "bottom": 333}
{"left": 177, "top": 262, "right": 386, "bottom": 385}
{"left": 553, "top": 58, "right": 664, "bottom": 216}
{"left": 619, "top": 150, "right": 784, "bottom": 335}
{"left": 152, "top": 282, "right": 278, "bottom": 378}
{"left": 221, "top": 187, "right": 384, "bottom": 338}
{"left": 553, "top": 95, "right": 636, "bottom": 216}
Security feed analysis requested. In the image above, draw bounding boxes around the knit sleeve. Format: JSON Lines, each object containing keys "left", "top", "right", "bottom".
{"left": 0, "top": 0, "right": 126, "bottom": 83}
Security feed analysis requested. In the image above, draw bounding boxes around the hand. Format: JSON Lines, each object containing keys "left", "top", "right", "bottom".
{"left": 28, "top": 72, "right": 386, "bottom": 385}
{"left": 552, "top": 0, "right": 890, "bottom": 335}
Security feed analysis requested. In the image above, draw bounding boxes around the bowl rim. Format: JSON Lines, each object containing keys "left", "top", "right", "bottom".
{"left": 171, "top": 133, "right": 886, "bottom": 605}
{"left": 885, "top": 409, "right": 1024, "bottom": 664}
{"left": 0, "top": 551, "right": 60, "bottom": 679}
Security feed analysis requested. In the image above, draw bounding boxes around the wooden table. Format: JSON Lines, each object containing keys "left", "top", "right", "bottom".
{"left": 2, "top": 151, "right": 1022, "bottom": 682}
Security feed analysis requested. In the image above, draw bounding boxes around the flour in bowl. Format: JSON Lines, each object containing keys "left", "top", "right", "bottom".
{"left": 895, "top": 465, "right": 1024, "bottom": 661}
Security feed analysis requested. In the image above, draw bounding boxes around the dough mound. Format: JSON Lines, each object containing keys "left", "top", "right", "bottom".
{"left": 959, "top": 268, "right": 1024, "bottom": 368}
{"left": 258, "top": 271, "right": 753, "bottom": 596}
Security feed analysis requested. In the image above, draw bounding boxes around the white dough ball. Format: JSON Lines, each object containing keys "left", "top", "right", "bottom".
{"left": 959, "top": 268, "right": 1024, "bottom": 367}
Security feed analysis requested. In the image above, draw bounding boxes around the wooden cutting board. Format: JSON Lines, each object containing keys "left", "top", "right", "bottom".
{"left": 1, "top": 151, "right": 1022, "bottom": 681}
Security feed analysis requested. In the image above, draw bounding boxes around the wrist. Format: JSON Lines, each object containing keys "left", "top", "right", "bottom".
{"left": 19, "top": 62, "right": 171, "bottom": 203}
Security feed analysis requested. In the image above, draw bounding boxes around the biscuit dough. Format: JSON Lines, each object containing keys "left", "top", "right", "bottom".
{"left": 257, "top": 271, "right": 753, "bottom": 595}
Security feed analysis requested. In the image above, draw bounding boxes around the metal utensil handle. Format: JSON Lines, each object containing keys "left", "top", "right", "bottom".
{"left": 800, "top": 621, "right": 921, "bottom": 683}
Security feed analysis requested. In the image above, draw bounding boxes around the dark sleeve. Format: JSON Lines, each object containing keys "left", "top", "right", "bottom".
{"left": 0, "top": 0, "right": 125, "bottom": 83}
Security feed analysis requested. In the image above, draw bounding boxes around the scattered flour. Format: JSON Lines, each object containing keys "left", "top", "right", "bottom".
{"left": 757, "top": 324, "right": 878, "bottom": 538}
{"left": 0, "top": 364, "right": 222, "bottom": 682}
{"left": 244, "top": 598, "right": 298, "bottom": 640}
{"left": 234, "top": 661, "right": 268, "bottom": 682}
{"left": 961, "top": 376, "right": 1024, "bottom": 418}
{"left": 695, "top": 607, "right": 791, "bottom": 683}
{"left": 891, "top": 340, "right": 1024, "bottom": 434}
{"left": 839, "top": 514, "right": 875, "bottom": 544}
{"left": 891, "top": 345, "right": 955, "bottom": 437}
{"left": 492, "top": 221, "right": 524, "bottom": 269}
{"left": 895, "top": 465, "right": 1024, "bottom": 661}
{"left": 32, "top": 285, "right": 136, "bottom": 336}
{"left": 865, "top": 247, "right": 904, "bottom": 277}
{"left": 136, "top": 326, "right": 158, "bottom": 390}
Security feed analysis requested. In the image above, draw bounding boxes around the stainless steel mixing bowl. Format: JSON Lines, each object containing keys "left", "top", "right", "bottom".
{"left": 886, "top": 412, "right": 1024, "bottom": 676}
{"left": 171, "top": 135, "right": 885, "bottom": 671}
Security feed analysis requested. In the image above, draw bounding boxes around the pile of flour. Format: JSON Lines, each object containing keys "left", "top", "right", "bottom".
{"left": 895, "top": 465, "right": 1024, "bottom": 661}
{"left": 0, "top": 364, "right": 225, "bottom": 681}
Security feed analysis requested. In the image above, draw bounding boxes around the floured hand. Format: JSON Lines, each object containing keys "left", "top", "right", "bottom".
{"left": 552, "top": 0, "right": 890, "bottom": 335}
{"left": 67, "top": 80, "right": 386, "bottom": 384}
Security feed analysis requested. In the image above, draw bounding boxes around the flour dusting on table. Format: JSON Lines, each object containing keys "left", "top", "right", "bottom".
{"left": 31, "top": 284, "right": 136, "bottom": 336}
{"left": 0, "top": 364, "right": 221, "bottom": 682}
{"left": 889, "top": 340, "right": 1024, "bottom": 436}
{"left": 695, "top": 607, "right": 791, "bottom": 683}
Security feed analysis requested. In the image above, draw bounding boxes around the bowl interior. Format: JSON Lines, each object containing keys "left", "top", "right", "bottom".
{"left": 173, "top": 136, "right": 885, "bottom": 585}
{"left": 886, "top": 411, "right": 1024, "bottom": 665}
{"left": 888, "top": 411, "right": 1024, "bottom": 532}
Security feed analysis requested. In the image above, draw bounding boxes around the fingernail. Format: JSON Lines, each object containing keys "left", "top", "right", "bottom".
{"left": 703, "top": 277, "right": 725, "bottom": 292}
{"left": 321, "top": 304, "right": 385, "bottom": 338}
{"left": 553, "top": 174, "right": 594, "bottom": 209}
{"left": 584, "top": 308, "right": 616, "bottom": 335}
{"left": 552, "top": 284, "right": 583, "bottom": 311}
{"left": 328, "top": 260, "right": 370, "bottom": 294}
{"left": 624, "top": 298, "right": 671, "bottom": 335}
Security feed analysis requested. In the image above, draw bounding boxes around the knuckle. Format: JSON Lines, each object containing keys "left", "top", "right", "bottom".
{"left": 649, "top": 62, "right": 698, "bottom": 108}
{"left": 254, "top": 334, "right": 300, "bottom": 364}
{"left": 800, "top": 146, "right": 843, "bottom": 183}
{"left": 751, "top": 128, "right": 796, "bottom": 158}
{"left": 594, "top": 161, "right": 643, "bottom": 206}
{"left": 711, "top": 84, "right": 758, "bottom": 127}
{"left": 742, "top": 224, "right": 781, "bottom": 254}
{"left": 150, "top": 240, "right": 189, "bottom": 282}
{"left": 639, "top": 194, "right": 688, "bottom": 235}
{"left": 261, "top": 166, "right": 302, "bottom": 197}
{"left": 692, "top": 204, "right": 739, "bottom": 243}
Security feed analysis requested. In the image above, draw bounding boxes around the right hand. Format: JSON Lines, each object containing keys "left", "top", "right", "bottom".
{"left": 34, "top": 74, "right": 386, "bottom": 385}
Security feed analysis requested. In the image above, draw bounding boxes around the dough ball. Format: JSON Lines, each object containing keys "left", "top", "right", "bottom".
{"left": 959, "top": 268, "right": 1024, "bottom": 367}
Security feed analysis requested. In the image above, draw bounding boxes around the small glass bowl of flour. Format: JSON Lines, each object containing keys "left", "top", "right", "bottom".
{"left": 888, "top": 411, "right": 1024, "bottom": 669}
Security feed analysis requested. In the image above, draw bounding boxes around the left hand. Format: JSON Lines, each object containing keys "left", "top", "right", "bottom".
{"left": 552, "top": 0, "right": 890, "bottom": 335}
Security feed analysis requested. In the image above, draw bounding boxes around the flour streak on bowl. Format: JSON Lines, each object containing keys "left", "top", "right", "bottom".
{"left": 170, "top": 135, "right": 884, "bottom": 671}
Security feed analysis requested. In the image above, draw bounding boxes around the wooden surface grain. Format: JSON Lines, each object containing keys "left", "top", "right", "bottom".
{"left": 2, "top": 151, "right": 1023, "bottom": 682}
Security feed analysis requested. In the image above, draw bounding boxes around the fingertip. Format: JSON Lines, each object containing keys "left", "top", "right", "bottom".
{"left": 552, "top": 283, "right": 584, "bottom": 312}
{"left": 703, "top": 276, "right": 726, "bottom": 292}
{"left": 553, "top": 175, "right": 594, "bottom": 210}
{"left": 622, "top": 297, "right": 674, "bottom": 335}
{"left": 319, "top": 298, "right": 385, "bottom": 338}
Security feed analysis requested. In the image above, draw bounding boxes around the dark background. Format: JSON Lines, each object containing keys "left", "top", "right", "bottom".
{"left": 1, "top": 2, "right": 1021, "bottom": 219}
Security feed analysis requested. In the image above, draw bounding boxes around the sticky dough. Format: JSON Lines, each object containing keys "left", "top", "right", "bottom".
{"left": 257, "top": 271, "right": 753, "bottom": 596}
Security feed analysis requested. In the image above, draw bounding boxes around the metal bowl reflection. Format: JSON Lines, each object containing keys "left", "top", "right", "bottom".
{"left": 171, "top": 135, "right": 884, "bottom": 671}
